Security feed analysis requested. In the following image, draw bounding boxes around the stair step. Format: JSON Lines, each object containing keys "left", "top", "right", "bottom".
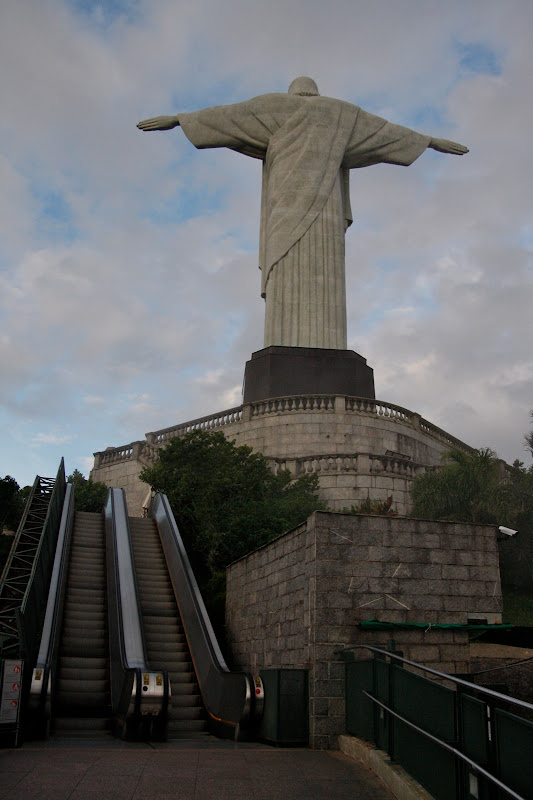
{"left": 129, "top": 517, "right": 208, "bottom": 728}
{"left": 170, "top": 694, "right": 202, "bottom": 707}
{"left": 169, "top": 673, "right": 196, "bottom": 686}
{"left": 59, "top": 667, "right": 107, "bottom": 680}
{"left": 54, "top": 717, "right": 110, "bottom": 733}
{"left": 57, "top": 679, "right": 108, "bottom": 693}
{"left": 56, "top": 691, "right": 109, "bottom": 708}
{"left": 167, "top": 719, "right": 208, "bottom": 733}
{"left": 59, "top": 656, "right": 107, "bottom": 670}
{"left": 168, "top": 707, "right": 204, "bottom": 721}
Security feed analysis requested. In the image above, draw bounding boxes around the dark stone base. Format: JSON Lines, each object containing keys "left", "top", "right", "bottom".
{"left": 242, "top": 346, "right": 375, "bottom": 404}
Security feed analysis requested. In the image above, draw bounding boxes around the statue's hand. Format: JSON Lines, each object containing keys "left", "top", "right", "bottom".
{"left": 137, "top": 115, "right": 180, "bottom": 132}
{"left": 429, "top": 137, "right": 469, "bottom": 155}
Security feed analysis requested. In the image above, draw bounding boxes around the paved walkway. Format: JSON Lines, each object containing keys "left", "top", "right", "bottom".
{"left": 0, "top": 737, "right": 395, "bottom": 800}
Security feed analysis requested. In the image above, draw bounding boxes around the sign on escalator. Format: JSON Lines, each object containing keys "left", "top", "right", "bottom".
{"left": 0, "top": 660, "right": 23, "bottom": 724}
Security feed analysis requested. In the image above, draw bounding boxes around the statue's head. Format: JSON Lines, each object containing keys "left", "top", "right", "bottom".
{"left": 288, "top": 77, "right": 320, "bottom": 96}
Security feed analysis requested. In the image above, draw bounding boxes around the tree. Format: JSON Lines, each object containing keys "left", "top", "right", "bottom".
{"left": 0, "top": 476, "right": 28, "bottom": 576}
{"left": 498, "top": 460, "right": 533, "bottom": 590}
{"left": 526, "top": 411, "right": 533, "bottom": 458}
{"left": 346, "top": 496, "right": 397, "bottom": 516}
{"left": 410, "top": 448, "right": 533, "bottom": 591}
{"left": 0, "top": 476, "right": 25, "bottom": 534}
{"left": 139, "top": 430, "right": 324, "bottom": 579}
{"left": 67, "top": 470, "right": 108, "bottom": 513}
{"left": 410, "top": 448, "right": 509, "bottom": 524}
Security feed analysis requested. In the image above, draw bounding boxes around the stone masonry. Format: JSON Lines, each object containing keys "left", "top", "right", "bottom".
{"left": 91, "top": 395, "right": 473, "bottom": 516}
{"left": 225, "top": 511, "right": 502, "bottom": 749}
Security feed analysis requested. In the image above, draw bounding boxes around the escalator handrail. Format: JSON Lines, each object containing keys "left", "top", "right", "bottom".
{"left": 105, "top": 489, "right": 168, "bottom": 731}
{"left": 105, "top": 489, "right": 148, "bottom": 683}
{"left": 151, "top": 493, "right": 253, "bottom": 729}
{"left": 107, "top": 489, "right": 147, "bottom": 668}
{"left": 29, "top": 483, "right": 75, "bottom": 717}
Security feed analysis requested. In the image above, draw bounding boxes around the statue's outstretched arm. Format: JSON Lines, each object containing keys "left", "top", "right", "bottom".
{"left": 429, "top": 137, "right": 469, "bottom": 155}
{"left": 137, "top": 115, "right": 180, "bottom": 131}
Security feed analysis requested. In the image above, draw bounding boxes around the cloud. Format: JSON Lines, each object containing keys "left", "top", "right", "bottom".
{"left": 0, "top": 0, "right": 531, "bottom": 487}
{"left": 32, "top": 432, "right": 77, "bottom": 446}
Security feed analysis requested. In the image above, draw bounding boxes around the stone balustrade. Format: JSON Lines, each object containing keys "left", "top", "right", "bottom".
{"left": 91, "top": 393, "right": 474, "bottom": 515}
{"left": 272, "top": 452, "right": 429, "bottom": 480}
{"left": 274, "top": 454, "right": 358, "bottom": 476}
{"left": 370, "top": 453, "right": 422, "bottom": 478}
{"left": 141, "top": 441, "right": 159, "bottom": 462}
{"left": 145, "top": 406, "right": 243, "bottom": 446}
{"left": 419, "top": 416, "right": 474, "bottom": 452}
{"left": 345, "top": 396, "right": 407, "bottom": 419}
{"left": 93, "top": 441, "right": 145, "bottom": 468}
{"left": 93, "top": 395, "right": 472, "bottom": 468}
{"left": 251, "top": 395, "right": 336, "bottom": 416}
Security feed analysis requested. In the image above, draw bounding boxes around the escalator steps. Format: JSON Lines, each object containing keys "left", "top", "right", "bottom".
{"left": 129, "top": 518, "right": 209, "bottom": 738}
{"left": 54, "top": 512, "right": 110, "bottom": 734}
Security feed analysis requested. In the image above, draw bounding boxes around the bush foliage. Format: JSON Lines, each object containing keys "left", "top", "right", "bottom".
{"left": 67, "top": 470, "right": 109, "bottom": 513}
{"left": 410, "top": 447, "right": 533, "bottom": 591}
{"left": 140, "top": 430, "right": 324, "bottom": 579}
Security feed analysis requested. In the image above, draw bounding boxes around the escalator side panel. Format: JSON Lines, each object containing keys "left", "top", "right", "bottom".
{"left": 27, "top": 483, "right": 75, "bottom": 737}
{"left": 151, "top": 495, "right": 254, "bottom": 736}
{"left": 104, "top": 490, "right": 167, "bottom": 739}
{"left": 129, "top": 518, "right": 208, "bottom": 739}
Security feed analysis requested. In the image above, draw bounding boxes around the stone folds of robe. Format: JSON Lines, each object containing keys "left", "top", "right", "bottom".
{"left": 179, "top": 94, "right": 430, "bottom": 349}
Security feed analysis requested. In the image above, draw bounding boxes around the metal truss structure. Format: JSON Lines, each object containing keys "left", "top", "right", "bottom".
{"left": 0, "top": 461, "right": 65, "bottom": 660}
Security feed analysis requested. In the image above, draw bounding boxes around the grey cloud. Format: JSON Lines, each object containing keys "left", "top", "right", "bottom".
{"left": 0, "top": 0, "right": 531, "bottom": 486}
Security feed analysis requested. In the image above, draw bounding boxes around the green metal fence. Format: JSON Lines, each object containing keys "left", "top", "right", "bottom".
{"left": 341, "top": 645, "right": 533, "bottom": 800}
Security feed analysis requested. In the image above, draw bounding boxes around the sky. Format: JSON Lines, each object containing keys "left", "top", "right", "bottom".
{"left": 1, "top": 0, "right": 532, "bottom": 488}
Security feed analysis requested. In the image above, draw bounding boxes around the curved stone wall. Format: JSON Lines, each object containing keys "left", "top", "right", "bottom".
{"left": 91, "top": 395, "right": 472, "bottom": 516}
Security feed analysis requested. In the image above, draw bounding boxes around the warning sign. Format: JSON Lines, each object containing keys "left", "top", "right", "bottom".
{"left": 1, "top": 661, "right": 23, "bottom": 724}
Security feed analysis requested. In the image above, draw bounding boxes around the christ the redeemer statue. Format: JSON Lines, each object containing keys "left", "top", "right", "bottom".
{"left": 138, "top": 77, "right": 467, "bottom": 351}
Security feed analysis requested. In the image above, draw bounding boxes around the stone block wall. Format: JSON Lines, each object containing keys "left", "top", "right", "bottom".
{"left": 91, "top": 450, "right": 148, "bottom": 515}
{"left": 225, "top": 511, "right": 502, "bottom": 749}
{"left": 226, "top": 521, "right": 311, "bottom": 672}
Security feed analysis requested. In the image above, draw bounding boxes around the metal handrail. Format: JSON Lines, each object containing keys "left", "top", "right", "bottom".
{"left": 105, "top": 489, "right": 168, "bottom": 737}
{"left": 27, "top": 483, "right": 75, "bottom": 736}
{"left": 151, "top": 494, "right": 260, "bottom": 737}
{"left": 336, "top": 644, "right": 533, "bottom": 713}
{"left": 338, "top": 644, "right": 531, "bottom": 800}
{"left": 366, "top": 693, "right": 524, "bottom": 800}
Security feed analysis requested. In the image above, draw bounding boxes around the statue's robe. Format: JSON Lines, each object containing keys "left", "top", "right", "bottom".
{"left": 180, "top": 94, "right": 430, "bottom": 349}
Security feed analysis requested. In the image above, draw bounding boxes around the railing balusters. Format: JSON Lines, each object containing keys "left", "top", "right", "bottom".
{"left": 94, "top": 395, "right": 473, "bottom": 470}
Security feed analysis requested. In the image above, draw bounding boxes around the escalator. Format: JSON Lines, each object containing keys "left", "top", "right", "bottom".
{"left": 53, "top": 511, "right": 110, "bottom": 737}
{"left": 28, "top": 488, "right": 165, "bottom": 740}
{"left": 25, "top": 487, "right": 260, "bottom": 742}
{"left": 147, "top": 494, "right": 261, "bottom": 739}
{"left": 129, "top": 518, "right": 208, "bottom": 738}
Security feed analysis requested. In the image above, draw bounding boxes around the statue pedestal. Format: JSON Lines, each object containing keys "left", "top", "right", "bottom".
{"left": 242, "top": 346, "right": 375, "bottom": 404}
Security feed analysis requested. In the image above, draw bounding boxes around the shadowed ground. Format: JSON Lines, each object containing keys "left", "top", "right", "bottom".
{"left": 0, "top": 738, "right": 395, "bottom": 800}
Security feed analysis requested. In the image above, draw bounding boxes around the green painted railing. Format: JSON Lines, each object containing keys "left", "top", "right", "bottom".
{"left": 340, "top": 645, "right": 533, "bottom": 800}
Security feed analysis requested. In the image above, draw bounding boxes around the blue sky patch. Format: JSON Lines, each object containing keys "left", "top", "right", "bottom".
{"left": 173, "top": 77, "right": 244, "bottom": 114}
{"left": 31, "top": 183, "right": 79, "bottom": 244}
{"left": 68, "top": 0, "right": 142, "bottom": 29}
{"left": 31, "top": 181, "right": 79, "bottom": 242}
{"left": 410, "top": 105, "right": 446, "bottom": 130}
{"left": 455, "top": 41, "right": 502, "bottom": 76}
